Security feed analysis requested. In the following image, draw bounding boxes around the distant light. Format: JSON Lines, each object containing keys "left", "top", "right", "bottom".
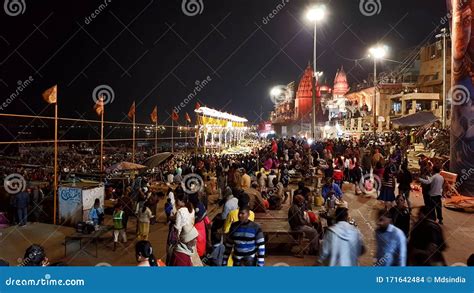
{"left": 306, "top": 5, "right": 326, "bottom": 22}
{"left": 307, "top": 138, "right": 314, "bottom": 145}
{"left": 369, "top": 45, "right": 388, "bottom": 59}
{"left": 270, "top": 87, "right": 283, "bottom": 97}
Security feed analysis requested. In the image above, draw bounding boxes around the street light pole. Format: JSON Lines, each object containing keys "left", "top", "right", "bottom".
{"left": 442, "top": 29, "right": 446, "bottom": 128}
{"left": 441, "top": 28, "right": 447, "bottom": 128}
{"left": 312, "top": 21, "right": 317, "bottom": 140}
{"left": 368, "top": 45, "right": 387, "bottom": 134}
{"left": 306, "top": 4, "right": 326, "bottom": 140}
{"left": 435, "top": 28, "right": 448, "bottom": 128}
{"left": 373, "top": 58, "right": 377, "bottom": 134}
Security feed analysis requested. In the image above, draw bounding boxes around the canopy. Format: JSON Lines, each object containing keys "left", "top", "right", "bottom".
{"left": 195, "top": 106, "right": 248, "bottom": 122}
{"left": 106, "top": 162, "right": 147, "bottom": 173}
{"left": 391, "top": 111, "right": 439, "bottom": 127}
{"left": 143, "top": 152, "right": 173, "bottom": 168}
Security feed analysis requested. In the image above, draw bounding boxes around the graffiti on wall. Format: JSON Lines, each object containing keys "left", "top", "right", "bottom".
{"left": 58, "top": 187, "right": 82, "bottom": 226}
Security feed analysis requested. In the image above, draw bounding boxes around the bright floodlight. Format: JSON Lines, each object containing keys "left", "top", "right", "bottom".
{"left": 369, "top": 45, "right": 388, "bottom": 59}
{"left": 270, "top": 87, "right": 283, "bottom": 97}
{"left": 306, "top": 5, "right": 326, "bottom": 22}
{"left": 307, "top": 138, "right": 314, "bottom": 145}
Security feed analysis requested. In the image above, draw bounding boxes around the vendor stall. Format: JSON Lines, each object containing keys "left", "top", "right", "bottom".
{"left": 58, "top": 182, "right": 104, "bottom": 226}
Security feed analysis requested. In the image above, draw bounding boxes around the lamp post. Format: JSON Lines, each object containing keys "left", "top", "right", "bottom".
{"left": 436, "top": 28, "right": 448, "bottom": 128}
{"left": 306, "top": 4, "right": 326, "bottom": 140}
{"left": 368, "top": 45, "right": 387, "bottom": 134}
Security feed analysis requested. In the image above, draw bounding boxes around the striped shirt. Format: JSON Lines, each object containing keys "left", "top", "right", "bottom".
{"left": 223, "top": 221, "right": 265, "bottom": 266}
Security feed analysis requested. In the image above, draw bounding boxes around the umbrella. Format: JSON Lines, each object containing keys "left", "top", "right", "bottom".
{"left": 143, "top": 152, "right": 173, "bottom": 168}
{"left": 106, "top": 161, "right": 147, "bottom": 173}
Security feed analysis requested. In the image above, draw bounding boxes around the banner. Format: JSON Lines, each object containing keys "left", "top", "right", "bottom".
{"left": 0, "top": 267, "right": 472, "bottom": 292}
{"left": 449, "top": 0, "right": 474, "bottom": 196}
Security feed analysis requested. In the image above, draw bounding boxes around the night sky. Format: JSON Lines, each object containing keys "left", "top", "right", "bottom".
{"left": 0, "top": 0, "right": 447, "bottom": 127}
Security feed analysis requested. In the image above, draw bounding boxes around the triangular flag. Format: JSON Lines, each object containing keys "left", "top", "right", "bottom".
{"left": 94, "top": 96, "right": 105, "bottom": 116}
{"left": 127, "top": 101, "right": 136, "bottom": 120}
{"left": 42, "top": 85, "right": 57, "bottom": 104}
{"left": 171, "top": 111, "right": 179, "bottom": 121}
{"left": 185, "top": 112, "right": 191, "bottom": 123}
{"left": 150, "top": 106, "right": 158, "bottom": 123}
{"left": 195, "top": 102, "right": 201, "bottom": 110}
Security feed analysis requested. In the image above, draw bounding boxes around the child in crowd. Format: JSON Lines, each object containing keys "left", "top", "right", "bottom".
{"left": 207, "top": 233, "right": 225, "bottom": 266}
{"left": 164, "top": 198, "right": 173, "bottom": 224}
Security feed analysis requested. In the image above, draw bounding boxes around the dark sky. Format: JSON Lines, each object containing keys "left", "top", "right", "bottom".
{"left": 0, "top": 0, "right": 447, "bottom": 126}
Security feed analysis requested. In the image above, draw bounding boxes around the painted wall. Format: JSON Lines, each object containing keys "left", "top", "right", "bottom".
{"left": 58, "top": 187, "right": 82, "bottom": 226}
{"left": 449, "top": 0, "right": 474, "bottom": 196}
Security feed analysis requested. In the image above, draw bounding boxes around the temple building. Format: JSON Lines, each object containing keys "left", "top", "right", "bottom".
{"left": 271, "top": 64, "right": 329, "bottom": 137}
{"left": 294, "top": 65, "right": 315, "bottom": 121}
{"left": 326, "top": 66, "right": 350, "bottom": 120}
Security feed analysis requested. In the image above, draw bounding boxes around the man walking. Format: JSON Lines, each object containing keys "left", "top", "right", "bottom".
{"left": 15, "top": 188, "right": 30, "bottom": 226}
{"left": 419, "top": 166, "right": 444, "bottom": 224}
{"left": 374, "top": 210, "right": 407, "bottom": 266}
{"left": 320, "top": 207, "right": 365, "bottom": 266}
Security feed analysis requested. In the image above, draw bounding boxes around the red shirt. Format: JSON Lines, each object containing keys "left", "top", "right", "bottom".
{"left": 171, "top": 251, "right": 192, "bottom": 266}
{"left": 333, "top": 169, "right": 344, "bottom": 181}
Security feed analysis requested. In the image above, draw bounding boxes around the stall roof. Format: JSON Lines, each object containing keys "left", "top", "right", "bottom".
{"left": 391, "top": 111, "right": 439, "bottom": 127}
{"left": 143, "top": 152, "right": 173, "bottom": 168}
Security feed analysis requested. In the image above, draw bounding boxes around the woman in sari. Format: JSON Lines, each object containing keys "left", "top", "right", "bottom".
{"left": 189, "top": 193, "right": 210, "bottom": 258}
{"left": 166, "top": 188, "right": 195, "bottom": 265}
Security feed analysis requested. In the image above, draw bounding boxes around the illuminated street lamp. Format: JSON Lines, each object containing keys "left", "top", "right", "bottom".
{"left": 270, "top": 86, "right": 283, "bottom": 97}
{"left": 368, "top": 44, "right": 388, "bottom": 133}
{"left": 306, "top": 4, "right": 327, "bottom": 140}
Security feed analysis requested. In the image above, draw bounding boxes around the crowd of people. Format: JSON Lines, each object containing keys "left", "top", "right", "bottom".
{"left": 1, "top": 132, "right": 472, "bottom": 267}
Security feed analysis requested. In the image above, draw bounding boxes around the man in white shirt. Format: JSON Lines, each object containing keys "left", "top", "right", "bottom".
{"left": 267, "top": 171, "right": 277, "bottom": 188}
{"left": 222, "top": 187, "right": 238, "bottom": 220}
{"left": 418, "top": 166, "right": 444, "bottom": 224}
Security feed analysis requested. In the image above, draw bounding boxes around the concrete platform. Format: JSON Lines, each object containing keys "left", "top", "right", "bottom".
{"left": 0, "top": 223, "right": 75, "bottom": 266}
{"left": 1, "top": 184, "right": 473, "bottom": 266}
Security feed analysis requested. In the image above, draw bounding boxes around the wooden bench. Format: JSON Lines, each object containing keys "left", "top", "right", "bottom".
{"left": 64, "top": 225, "right": 112, "bottom": 258}
{"left": 255, "top": 209, "right": 288, "bottom": 221}
{"left": 258, "top": 221, "right": 306, "bottom": 257}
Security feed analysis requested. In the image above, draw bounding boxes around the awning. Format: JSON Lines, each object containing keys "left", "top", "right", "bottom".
{"left": 142, "top": 152, "right": 173, "bottom": 168}
{"left": 106, "top": 162, "right": 147, "bottom": 173}
{"left": 391, "top": 111, "right": 439, "bottom": 127}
